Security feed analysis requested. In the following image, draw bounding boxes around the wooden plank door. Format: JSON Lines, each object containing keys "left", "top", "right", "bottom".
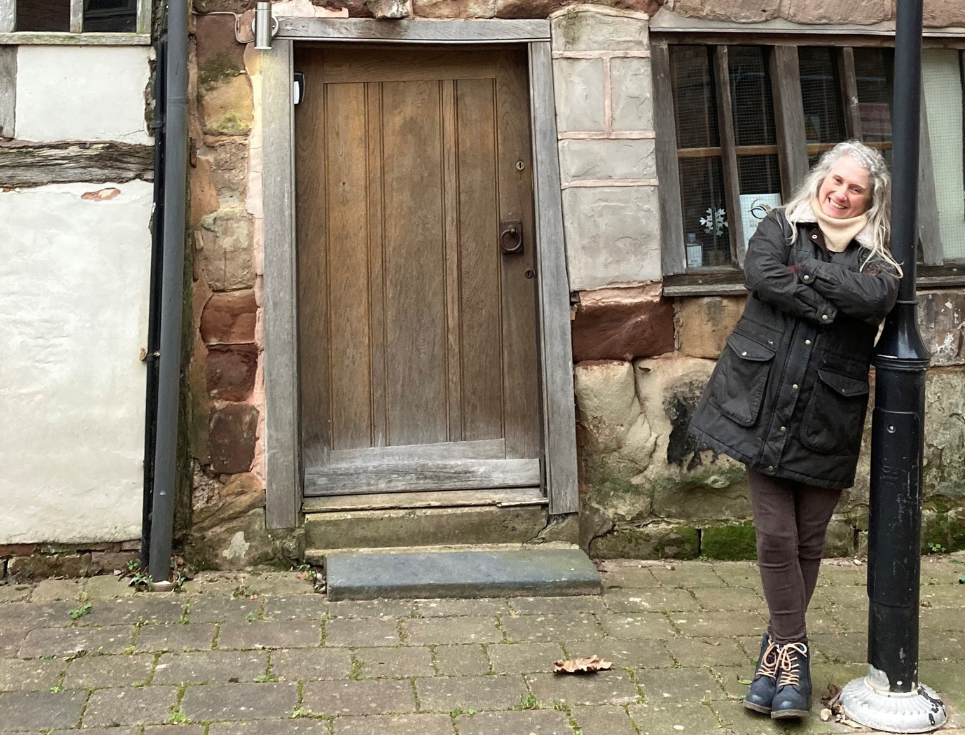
{"left": 294, "top": 45, "right": 542, "bottom": 497}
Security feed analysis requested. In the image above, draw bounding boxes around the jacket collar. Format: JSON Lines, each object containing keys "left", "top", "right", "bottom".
{"left": 786, "top": 201, "right": 873, "bottom": 248}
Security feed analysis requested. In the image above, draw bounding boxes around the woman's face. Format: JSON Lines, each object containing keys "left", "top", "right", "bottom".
{"left": 817, "top": 155, "right": 872, "bottom": 219}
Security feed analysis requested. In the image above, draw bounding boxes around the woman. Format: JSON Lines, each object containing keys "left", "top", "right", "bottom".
{"left": 689, "top": 140, "right": 901, "bottom": 720}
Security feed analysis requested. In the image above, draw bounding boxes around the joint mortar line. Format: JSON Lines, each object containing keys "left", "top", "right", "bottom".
{"left": 75, "top": 686, "right": 95, "bottom": 728}
{"left": 428, "top": 644, "right": 440, "bottom": 675}
{"left": 146, "top": 650, "right": 162, "bottom": 685}
{"left": 553, "top": 50, "right": 650, "bottom": 59}
{"left": 410, "top": 676, "right": 421, "bottom": 712}
{"left": 561, "top": 179, "right": 659, "bottom": 189}
{"left": 482, "top": 643, "right": 495, "bottom": 676}
{"left": 211, "top": 622, "right": 221, "bottom": 650}
{"left": 558, "top": 130, "right": 656, "bottom": 140}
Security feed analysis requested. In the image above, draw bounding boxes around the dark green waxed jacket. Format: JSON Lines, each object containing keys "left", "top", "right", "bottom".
{"left": 688, "top": 207, "right": 900, "bottom": 490}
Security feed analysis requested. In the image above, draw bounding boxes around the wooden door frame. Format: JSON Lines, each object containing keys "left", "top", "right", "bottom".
{"left": 261, "top": 19, "right": 578, "bottom": 529}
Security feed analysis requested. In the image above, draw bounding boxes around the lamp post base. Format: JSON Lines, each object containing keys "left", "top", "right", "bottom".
{"left": 840, "top": 672, "right": 946, "bottom": 733}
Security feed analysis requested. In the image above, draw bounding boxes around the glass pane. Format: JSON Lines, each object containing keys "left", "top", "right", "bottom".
{"left": 16, "top": 0, "right": 70, "bottom": 31}
{"left": 670, "top": 46, "right": 720, "bottom": 150}
{"left": 679, "top": 156, "right": 731, "bottom": 268}
{"left": 923, "top": 49, "right": 965, "bottom": 261}
{"left": 738, "top": 154, "right": 783, "bottom": 252}
{"left": 799, "top": 47, "right": 847, "bottom": 166}
{"left": 854, "top": 47, "right": 895, "bottom": 168}
{"left": 729, "top": 46, "right": 777, "bottom": 147}
{"left": 84, "top": 0, "right": 137, "bottom": 32}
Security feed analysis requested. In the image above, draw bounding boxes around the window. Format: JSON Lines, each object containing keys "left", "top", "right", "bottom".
{"left": 655, "top": 38, "right": 965, "bottom": 284}
{"left": 0, "top": 0, "right": 147, "bottom": 36}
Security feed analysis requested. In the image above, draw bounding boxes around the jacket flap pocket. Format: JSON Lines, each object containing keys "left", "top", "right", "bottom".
{"left": 817, "top": 369, "right": 869, "bottom": 397}
{"left": 726, "top": 332, "right": 776, "bottom": 362}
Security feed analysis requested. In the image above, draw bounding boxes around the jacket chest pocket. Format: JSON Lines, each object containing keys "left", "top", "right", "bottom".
{"left": 710, "top": 332, "right": 777, "bottom": 427}
{"left": 801, "top": 369, "right": 870, "bottom": 454}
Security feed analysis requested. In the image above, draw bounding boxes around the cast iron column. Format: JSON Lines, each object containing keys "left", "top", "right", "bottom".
{"left": 839, "top": 0, "right": 947, "bottom": 730}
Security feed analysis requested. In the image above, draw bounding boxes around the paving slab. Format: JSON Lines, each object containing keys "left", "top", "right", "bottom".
{"left": 0, "top": 584, "right": 33, "bottom": 603}
{"left": 664, "top": 637, "right": 750, "bottom": 668}
{"left": 270, "top": 647, "right": 354, "bottom": 681}
{"left": 325, "top": 617, "right": 400, "bottom": 647}
{"left": 500, "top": 612, "right": 604, "bottom": 643}
{"left": 0, "top": 689, "right": 87, "bottom": 730}
{"left": 30, "top": 579, "right": 86, "bottom": 603}
{"left": 455, "top": 710, "right": 573, "bottom": 735}
{"left": 180, "top": 682, "right": 300, "bottom": 721}
{"left": 218, "top": 621, "right": 321, "bottom": 649}
{"left": 328, "top": 600, "right": 414, "bottom": 619}
{"left": 333, "top": 713, "right": 454, "bottom": 735}
{"left": 598, "top": 613, "right": 676, "bottom": 641}
{"left": 85, "top": 576, "right": 138, "bottom": 600}
{"left": 144, "top": 726, "right": 207, "bottom": 735}
{"left": 635, "top": 667, "right": 726, "bottom": 702}
{"left": 415, "top": 598, "right": 511, "bottom": 617}
{"left": 152, "top": 650, "right": 268, "bottom": 685}
{"left": 671, "top": 611, "right": 767, "bottom": 638}
{"left": 0, "top": 656, "right": 66, "bottom": 691}
{"left": 570, "top": 704, "right": 638, "bottom": 735}
{"left": 527, "top": 670, "right": 639, "bottom": 706}
{"left": 629, "top": 701, "right": 725, "bottom": 734}
{"left": 82, "top": 686, "right": 179, "bottom": 727}
{"left": 207, "top": 720, "right": 331, "bottom": 735}
{"left": 19, "top": 624, "right": 135, "bottom": 657}
{"left": 487, "top": 642, "right": 565, "bottom": 674}
{"left": 327, "top": 549, "right": 601, "bottom": 600}
{"left": 0, "top": 601, "right": 74, "bottom": 630}
{"left": 0, "top": 629, "right": 26, "bottom": 658}
{"left": 433, "top": 643, "right": 491, "bottom": 676}
{"left": 263, "top": 595, "right": 329, "bottom": 621}
{"left": 402, "top": 616, "right": 501, "bottom": 645}
{"left": 63, "top": 652, "right": 155, "bottom": 688}
{"left": 301, "top": 679, "right": 416, "bottom": 716}
{"left": 415, "top": 674, "right": 528, "bottom": 712}
{"left": 510, "top": 596, "right": 605, "bottom": 615}
{"left": 185, "top": 596, "right": 263, "bottom": 623}
{"left": 354, "top": 646, "right": 434, "bottom": 678}
{"left": 568, "top": 638, "right": 675, "bottom": 669}
{"left": 604, "top": 589, "right": 701, "bottom": 613}
{"left": 135, "top": 623, "right": 217, "bottom": 652}
{"left": 76, "top": 598, "right": 186, "bottom": 626}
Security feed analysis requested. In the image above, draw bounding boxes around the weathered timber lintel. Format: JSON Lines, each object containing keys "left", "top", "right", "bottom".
{"left": 0, "top": 140, "right": 154, "bottom": 187}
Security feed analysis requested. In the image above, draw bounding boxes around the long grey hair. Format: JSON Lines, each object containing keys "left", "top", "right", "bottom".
{"left": 783, "top": 140, "right": 902, "bottom": 276}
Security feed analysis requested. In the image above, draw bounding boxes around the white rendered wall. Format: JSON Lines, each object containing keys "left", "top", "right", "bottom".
{"left": 15, "top": 46, "right": 152, "bottom": 144}
{"left": 0, "top": 182, "right": 153, "bottom": 544}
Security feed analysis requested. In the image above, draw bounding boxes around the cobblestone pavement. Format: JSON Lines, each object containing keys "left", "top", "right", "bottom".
{"left": 1, "top": 558, "right": 963, "bottom": 734}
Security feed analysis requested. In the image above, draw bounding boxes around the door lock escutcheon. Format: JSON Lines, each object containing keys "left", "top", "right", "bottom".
{"left": 500, "top": 220, "right": 524, "bottom": 255}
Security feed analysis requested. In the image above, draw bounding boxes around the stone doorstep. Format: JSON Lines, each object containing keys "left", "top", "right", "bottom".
{"left": 325, "top": 548, "right": 602, "bottom": 601}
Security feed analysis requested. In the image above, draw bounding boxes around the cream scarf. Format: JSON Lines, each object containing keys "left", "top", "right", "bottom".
{"left": 810, "top": 197, "right": 869, "bottom": 253}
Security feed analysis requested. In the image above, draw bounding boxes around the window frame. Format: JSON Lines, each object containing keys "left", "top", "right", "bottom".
{"left": 652, "top": 21, "right": 965, "bottom": 293}
{"left": 0, "top": 0, "right": 150, "bottom": 44}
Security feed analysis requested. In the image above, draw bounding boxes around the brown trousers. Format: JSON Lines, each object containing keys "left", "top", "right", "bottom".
{"left": 747, "top": 468, "right": 843, "bottom": 643}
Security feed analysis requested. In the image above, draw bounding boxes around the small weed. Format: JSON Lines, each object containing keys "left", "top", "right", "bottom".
{"left": 291, "top": 708, "right": 314, "bottom": 719}
{"left": 450, "top": 708, "right": 477, "bottom": 716}
{"left": 69, "top": 603, "right": 93, "bottom": 620}
{"left": 254, "top": 673, "right": 278, "bottom": 683}
{"left": 246, "top": 611, "right": 257, "bottom": 623}
{"left": 127, "top": 559, "right": 140, "bottom": 572}
{"left": 553, "top": 700, "right": 569, "bottom": 712}
{"left": 349, "top": 660, "right": 363, "bottom": 681}
{"left": 130, "top": 571, "right": 153, "bottom": 591}
{"left": 699, "top": 555, "right": 709, "bottom": 562}
{"left": 233, "top": 585, "right": 258, "bottom": 600}
{"left": 169, "top": 708, "right": 189, "bottom": 725}
{"left": 122, "top": 645, "right": 135, "bottom": 655}
{"left": 514, "top": 693, "right": 539, "bottom": 711}
{"left": 50, "top": 684, "right": 63, "bottom": 693}
{"left": 40, "top": 654, "right": 56, "bottom": 661}
{"left": 178, "top": 604, "right": 190, "bottom": 625}
{"left": 132, "top": 681, "right": 146, "bottom": 688}
{"left": 927, "top": 542, "right": 947, "bottom": 555}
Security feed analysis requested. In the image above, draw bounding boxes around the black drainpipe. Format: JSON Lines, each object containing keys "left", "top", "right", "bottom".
{"left": 148, "top": 0, "right": 189, "bottom": 585}
{"left": 141, "top": 35, "right": 168, "bottom": 572}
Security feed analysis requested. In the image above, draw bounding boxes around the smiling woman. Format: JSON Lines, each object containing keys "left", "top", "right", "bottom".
{"left": 688, "top": 139, "right": 901, "bottom": 721}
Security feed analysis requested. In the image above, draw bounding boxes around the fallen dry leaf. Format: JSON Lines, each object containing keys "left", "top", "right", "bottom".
{"left": 553, "top": 656, "right": 613, "bottom": 674}
{"left": 820, "top": 708, "right": 832, "bottom": 722}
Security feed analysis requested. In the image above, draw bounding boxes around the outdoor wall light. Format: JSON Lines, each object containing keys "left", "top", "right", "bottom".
{"left": 253, "top": 1, "right": 279, "bottom": 51}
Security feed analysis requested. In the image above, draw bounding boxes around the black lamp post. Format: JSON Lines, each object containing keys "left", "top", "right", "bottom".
{"left": 838, "top": 0, "right": 947, "bottom": 730}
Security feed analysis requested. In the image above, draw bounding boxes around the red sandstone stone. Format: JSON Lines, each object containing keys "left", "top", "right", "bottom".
{"left": 208, "top": 404, "right": 260, "bottom": 474}
{"left": 924, "top": 0, "right": 965, "bottom": 26}
{"left": 196, "top": 14, "right": 246, "bottom": 83}
{"left": 206, "top": 344, "right": 259, "bottom": 401}
{"left": 571, "top": 285, "right": 675, "bottom": 362}
{"left": 414, "top": 0, "right": 495, "bottom": 16}
{"left": 0, "top": 544, "right": 36, "bottom": 558}
{"left": 200, "top": 290, "right": 257, "bottom": 345}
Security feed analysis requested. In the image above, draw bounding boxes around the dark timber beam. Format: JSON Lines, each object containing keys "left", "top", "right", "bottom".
{"left": 0, "top": 141, "right": 154, "bottom": 187}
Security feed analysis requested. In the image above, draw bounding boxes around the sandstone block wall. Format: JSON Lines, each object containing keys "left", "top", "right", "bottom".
{"left": 551, "top": 6, "right": 662, "bottom": 292}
